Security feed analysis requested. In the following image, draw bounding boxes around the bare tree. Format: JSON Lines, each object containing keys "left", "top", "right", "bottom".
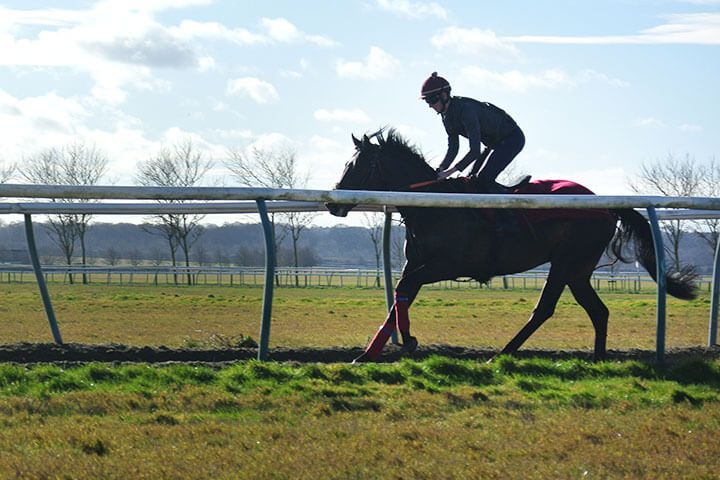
{"left": 128, "top": 249, "right": 143, "bottom": 266}
{"left": 150, "top": 248, "right": 165, "bottom": 266}
{"left": 105, "top": 247, "right": 120, "bottom": 266}
{"left": 391, "top": 222, "right": 406, "bottom": 271}
{"left": 695, "top": 156, "right": 720, "bottom": 254}
{"left": 136, "top": 139, "right": 212, "bottom": 285}
{"left": 629, "top": 153, "right": 703, "bottom": 271}
{"left": 214, "top": 249, "right": 231, "bottom": 267}
{"left": 63, "top": 143, "right": 110, "bottom": 283}
{"left": 19, "top": 142, "right": 109, "bottom": 283}
{"left": 226, "top": 144, "right": 316, "bottom": 285}
{"left": 363, "top": 212, "right": 385, "bottom": 287}
{"left": 0, "top": 160, "right": 14, "bottom": 183}
{"left": 194, "top": 243, "right": 209, "bottom": 266}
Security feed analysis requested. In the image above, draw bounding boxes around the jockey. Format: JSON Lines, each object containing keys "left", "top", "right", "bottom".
{"left": 420, "top": 72, "right": 526, "bottom": 192}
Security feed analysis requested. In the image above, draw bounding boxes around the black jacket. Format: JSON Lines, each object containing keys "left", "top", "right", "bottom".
{"left": 439, "top": 96, "right": 519, "bottom": 171}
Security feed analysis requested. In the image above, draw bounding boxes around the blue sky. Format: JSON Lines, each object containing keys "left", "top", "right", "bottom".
{"left": 0, "top": 0, "right": 718, "bottom": 225}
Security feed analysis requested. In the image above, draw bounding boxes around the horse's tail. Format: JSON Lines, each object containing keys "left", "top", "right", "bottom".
{"left": 609, "top": 208, "right": 697, "bottom": 300}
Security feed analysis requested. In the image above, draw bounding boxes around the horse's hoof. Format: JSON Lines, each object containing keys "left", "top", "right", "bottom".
{"left": 351, "top": 352, "right": 372, "bottom": 364}
{"left": 402, "top": 336, "right": 418, "bottom": 355}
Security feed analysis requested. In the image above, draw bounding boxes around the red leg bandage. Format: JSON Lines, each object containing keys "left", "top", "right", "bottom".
{"left": 364, "top": 318, "right": 395, "bottom": 360}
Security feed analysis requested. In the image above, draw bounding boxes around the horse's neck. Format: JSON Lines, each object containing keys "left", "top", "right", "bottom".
{"left": 396, "top": 178, "right": 470, "bottom": 229}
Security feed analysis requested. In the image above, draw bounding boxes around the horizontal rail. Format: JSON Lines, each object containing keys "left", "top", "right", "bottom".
{"left": 2, "top": 183, "right": 720, "bottom": 210}
{"left": 1, "top": 200, "right": 720, "bottom": 220}
{"left": 2, "top": 183, "right": 718, "bottom": 362}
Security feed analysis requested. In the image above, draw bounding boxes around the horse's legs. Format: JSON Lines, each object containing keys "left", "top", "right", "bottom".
{"left": 568, "top": 278, "right": 609, "bottom": 361}
{"left": 354, "top": 284, "right": 422, "bottom": 363}
{"left": 355, "top": 263, "right": 455, "bottom": 363}
{"left": 498, "top": 264, "right": 568, "bottom": 356}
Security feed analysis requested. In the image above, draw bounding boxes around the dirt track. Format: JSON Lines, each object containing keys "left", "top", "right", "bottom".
{"left": 1, "top": 342, "right": 719, "bottom": 365}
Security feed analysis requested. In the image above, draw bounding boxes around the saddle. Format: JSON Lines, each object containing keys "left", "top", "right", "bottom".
{"left": 463, "top": 174, "right": 532, "bottom": 194}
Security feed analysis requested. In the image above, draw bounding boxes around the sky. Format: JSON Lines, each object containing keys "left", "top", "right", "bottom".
{"left": 0, "top": 0, "right": 718, "bottom": 226}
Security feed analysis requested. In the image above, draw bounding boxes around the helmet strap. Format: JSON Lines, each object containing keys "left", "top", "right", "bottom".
{"left": 439, "top": 91, "right": 450, "bottom": 113}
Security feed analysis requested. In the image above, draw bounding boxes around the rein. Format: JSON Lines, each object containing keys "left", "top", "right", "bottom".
{"left": 407, "top": 178, "right": 443, "bottom": 189}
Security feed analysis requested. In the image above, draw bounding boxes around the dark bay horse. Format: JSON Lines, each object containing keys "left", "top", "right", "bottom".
{"left": 326, "top": 129, "right": 697, "bottom": 362}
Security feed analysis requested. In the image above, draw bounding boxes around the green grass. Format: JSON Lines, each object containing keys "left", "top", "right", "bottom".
{"left": 0, "top": 283, "right": 714, "bottom": 351}
{"left": 2, "top": 283, "right": 719, "bottom": 477}
{"left": 0, "top": 357, "right": 719, "bottom": 478}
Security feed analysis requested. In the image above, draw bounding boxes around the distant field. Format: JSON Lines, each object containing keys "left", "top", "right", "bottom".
{"left": 0, "top": 283, "right": 714, "bottom": 351}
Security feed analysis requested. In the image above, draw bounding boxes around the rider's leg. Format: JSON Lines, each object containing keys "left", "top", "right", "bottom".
{"left": 476, "top": 127, "right": 525, "bottom": 185}
{"left": 474, "top": 127, "right": 526, "bottom": 230}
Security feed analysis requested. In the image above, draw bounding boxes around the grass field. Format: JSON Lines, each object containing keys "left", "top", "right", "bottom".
{"left": 0, "top": 283, "right": 714, "bottom": 351}
{"left": 1, "top": 283, "right": 719, "bottom": 478}
{"left": 0, "top": 357, "right": 719, "bottom": 478}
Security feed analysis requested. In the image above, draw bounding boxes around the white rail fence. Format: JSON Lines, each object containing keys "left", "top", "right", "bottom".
{"left": 0, "top": 265, "right": 716, "bottom": 293}
{"left": 2, "top": 183, "right": 720, "bottom": 362}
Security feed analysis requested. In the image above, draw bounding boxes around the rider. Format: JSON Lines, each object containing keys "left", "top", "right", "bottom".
{"left": 421, "top": 72, "right": 525, "bottom": 192}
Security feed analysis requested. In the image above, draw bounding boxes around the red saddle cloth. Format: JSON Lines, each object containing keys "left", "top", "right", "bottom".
{"left": 510, "top": 179, "right": 612, "bottom": 224}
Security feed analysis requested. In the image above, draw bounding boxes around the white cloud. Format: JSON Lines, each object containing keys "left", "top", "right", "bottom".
{"left": 462, "top": 67, "right": 571, "bottom": 92}
{"left": 314, "top": 109, "right": 371, "bottom": 123}
{"left": 0, "top": 88, "right": 159, "bottom": 183}
{"left": 0, "top": 4, "right": 208, "bottom": 105}
{"left": 280, "top": 58, "right": 311, "bottom": 78}
{"left": 633, "top": 117, "right": 665, "bottom": 128}
{"left": 215, "top": 128, "right": 253, "bottom": 140}
{"left": 172, "top": 20, "right": 268, "bottom": 45}
{"left": 248, "top": 132, "right": 294, "bottom": 152}
{"left": 505, "top": 13, "right": 720, "bottom": 45}
{"left": 679, "top": 123, "right": 703, "bottom": 132}
{"left": 226, "top": 77, "right": 279, "bottom": 104}
{"left": 461, "top": 67, "right": 628, "bottom": 93}
{"left": 301, "top": 137, "right": 356, "bottom": 190}
{"left": 336, "top": 46, "right": 400, "bottom": 80}
{"left": 261, "top": 17, "right": 336, "bottom": 47}
{"left": 197, "top": 56, "right": 216, "bottom": 71}
{"left": 374, "top": 0, "right": 448, "bottom": 20}
{"left": 308, "top": 135, "right": 342, "bottom": 150}
{"left": 577, "top": 70, "right": 630, "bottom": 88}
{"left": 0, "top": 5, "right": 335, "bottom": 108}
{"left": 431, "top": 27, "right": 520, "bottom": 58}
{"left": 0, "top": 89, "right": 88, "bottom": 138}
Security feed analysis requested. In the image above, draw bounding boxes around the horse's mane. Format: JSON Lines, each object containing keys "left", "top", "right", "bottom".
{"left": 372, "top": 128, "right": 436, "bottom": 177}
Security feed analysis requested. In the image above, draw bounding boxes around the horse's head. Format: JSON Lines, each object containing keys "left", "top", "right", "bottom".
{"left": 326, "top": 133, "right": 382, "bottom": 217}
{"left": 326, "top": 129, "right": 435, "bottom": 217}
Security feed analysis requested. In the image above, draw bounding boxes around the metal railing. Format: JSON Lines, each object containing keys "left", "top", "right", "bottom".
{"left": 2, "top": 183, "right": 720, "bottom": 362}
{"left": 0, "top": 265, "right": 715, "bottom": 293}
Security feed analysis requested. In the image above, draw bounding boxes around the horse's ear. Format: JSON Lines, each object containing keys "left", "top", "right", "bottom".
{"left": 352, "top": 134, "right": 362, "bottom": 148}
{"left": 362, "top": 134, "right": 370, "bottom": 146}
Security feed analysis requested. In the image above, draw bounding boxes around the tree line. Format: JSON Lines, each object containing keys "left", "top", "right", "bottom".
{"left": 0, "top": 138, "right": 317, "bottom": 285}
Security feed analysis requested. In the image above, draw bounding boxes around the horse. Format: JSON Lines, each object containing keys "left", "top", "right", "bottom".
{"left": 326, "top": 129, "right": 697, "bottom": 363}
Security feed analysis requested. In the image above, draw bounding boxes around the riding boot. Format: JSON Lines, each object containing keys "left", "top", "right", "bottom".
{"left": 487, "top": 180, "right": 510, "bottom": 194}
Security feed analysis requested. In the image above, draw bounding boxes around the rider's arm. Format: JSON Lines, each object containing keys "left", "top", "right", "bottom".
{"left": 437, "top": 132, "right": 459, "bottom": 171}
{"left": 453, "top": 107, "right": 483, "bottom": 172}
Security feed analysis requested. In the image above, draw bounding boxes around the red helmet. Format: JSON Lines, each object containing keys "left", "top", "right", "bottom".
{"left": 420, "top": 72, "right": 451, "bottom": 99}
